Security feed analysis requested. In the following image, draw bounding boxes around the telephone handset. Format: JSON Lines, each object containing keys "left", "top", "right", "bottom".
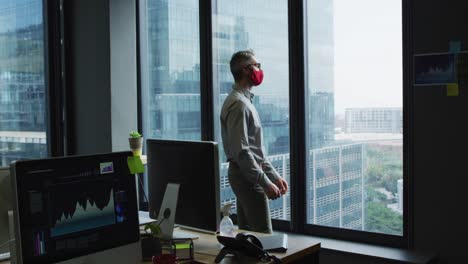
{"left": 216, "top": 232, "right": 281, "bottom": 263}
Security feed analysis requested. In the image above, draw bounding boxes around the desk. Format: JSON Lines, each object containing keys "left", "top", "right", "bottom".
{"left": 143, "top": 228, "right": 321, "bottom": 264}
{"left": 0, "top": 229, "right": 320, "bottom": 264}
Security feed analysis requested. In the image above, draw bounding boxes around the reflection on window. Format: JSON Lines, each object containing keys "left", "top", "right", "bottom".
{"left": 0, "top": 0, "right": 47, "bottom": 166}
{"left": 305, "top": 0, "right": 403, "bottom": 235}
{"left": 139, "top": 0, "right": 201, "bottom": 141}
{"left": 212, "top": 0, "right": 291, "bottom": 221}
{"left": 139, "top": 0, "right": 201, "bottom": 195}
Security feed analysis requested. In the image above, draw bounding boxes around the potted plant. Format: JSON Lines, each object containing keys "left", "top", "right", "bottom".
{"left": 141, "top": 222, "right": 162, "bottom": 260}
{"left": 129, "top": 131, "right": 143, "bottom": 156}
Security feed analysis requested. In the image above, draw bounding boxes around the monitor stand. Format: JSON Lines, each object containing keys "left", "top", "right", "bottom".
{"left": 156, "top": 184, "right": 200, "bottom": 240}
{"left": 157, "top": 183, "right": 180, "bottom": 240}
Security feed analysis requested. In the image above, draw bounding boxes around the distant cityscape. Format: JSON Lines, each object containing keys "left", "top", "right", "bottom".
{"left": 140, "top": 0, "right": 403, "bottom": 235}
{"left": 0, "top": 0, "right": 47, "bottom": 166}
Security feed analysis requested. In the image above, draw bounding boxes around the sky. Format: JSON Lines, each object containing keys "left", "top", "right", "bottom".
{"left": 334, "top": 0, "right": 403, "bottom": 115}
{"left": 0, "top": 0, "right": 42, "bottom": 34}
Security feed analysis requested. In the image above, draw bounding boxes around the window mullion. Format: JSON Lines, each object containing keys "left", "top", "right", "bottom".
{"left": 288, "top": 0, "right": 307, "bottom": 234}
{"left": 199, "top": 0, "right": 214, "bottom": 141}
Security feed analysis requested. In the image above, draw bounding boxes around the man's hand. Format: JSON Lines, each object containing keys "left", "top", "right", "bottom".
{"left": 264, "top": 183, "right": 281, "bottom": 200}
{"left": 274, "top": 178, "right": 289, "bottom": 195}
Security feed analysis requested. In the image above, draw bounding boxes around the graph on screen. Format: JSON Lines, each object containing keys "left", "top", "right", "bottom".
{"left": 50, "top": 179, "right": 116, "bottom": 237}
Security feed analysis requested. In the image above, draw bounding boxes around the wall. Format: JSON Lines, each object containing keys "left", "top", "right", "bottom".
{"left": 412, "top": 0, "right": 468, "bottom": 263}
{"left": 68, "top": 0, "right": 112, "bottom": 154}
{"left": 109, "top": 0, "right": 138, "bottom": 152}
{"left": 68, "top": 0, "right": 137, "bottom": 154}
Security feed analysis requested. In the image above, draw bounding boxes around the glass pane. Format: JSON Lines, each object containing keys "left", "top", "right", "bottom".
{"left": 0, "top": 0, "right": 48, "bottom": 166}
{"left": 305, "top": 0, "right": 403, "bottom": 235}
{"left": 213, "top": 1, "right": 291, "bottom": 221}
{"left": 139, "top": 0, "right": 201, "bottom": 142}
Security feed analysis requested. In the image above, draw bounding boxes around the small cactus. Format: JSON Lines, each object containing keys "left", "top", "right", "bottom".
{"left": 129, "top": 131, "right": 142, "bottom": 138}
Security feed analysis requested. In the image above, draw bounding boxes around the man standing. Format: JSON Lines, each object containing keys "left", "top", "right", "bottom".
{"left": 220, "top": 50, "right": 288, "bottom": 233}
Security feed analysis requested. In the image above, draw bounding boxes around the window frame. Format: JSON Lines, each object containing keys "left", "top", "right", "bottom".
{"left": 44, "top": 0, "right": 67, "bottom": 157}
{"left": 0, "top": 0, "right": 66, "bottom": 162}
{"left": 297, "top": 0, "right": 412, "bottom": 248}
{"left": 136, "top": 0, "right": 413, "bottom": 248}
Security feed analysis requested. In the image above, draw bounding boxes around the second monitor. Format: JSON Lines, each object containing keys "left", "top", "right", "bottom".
{"left": 147, "top": 139, "right": 220, "bottom": 233}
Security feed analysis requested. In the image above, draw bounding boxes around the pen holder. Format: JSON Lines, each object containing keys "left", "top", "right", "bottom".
{"left": 129, "top": 137, "right": 143, "bottom": 156}
{"left": 141, "top": 234, "right": 162, "bottom": 261}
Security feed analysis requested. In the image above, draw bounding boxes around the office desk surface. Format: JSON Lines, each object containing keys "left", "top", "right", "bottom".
{"left": 0, "top": 229, "right": 320, "bottom": 264}
{"left": 144, "top": 228, "right": 321, "bottom": 264}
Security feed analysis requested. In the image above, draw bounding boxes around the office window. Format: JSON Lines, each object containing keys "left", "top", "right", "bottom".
{"left": 212, "top": 0, "right": 291, "bottom": 221}
{"left": 0, "top": 0, "right": 48, "bottom": 166}
{"left": 305, "top": 0, "right": 403, "bottom": 235}
{"left": 139, "top": 0, "right": 201, "bottom": 142}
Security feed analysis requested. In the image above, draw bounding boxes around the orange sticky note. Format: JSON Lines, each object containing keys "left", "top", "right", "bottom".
{"left": 447, "top": 84, "right": 459, "bottom": 96}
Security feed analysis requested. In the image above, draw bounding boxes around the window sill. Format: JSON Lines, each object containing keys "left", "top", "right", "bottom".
{"left": 311, "top": 235, "right": 436, "bottom": 264}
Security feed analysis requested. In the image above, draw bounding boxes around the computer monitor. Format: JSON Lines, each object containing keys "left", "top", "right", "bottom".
{"left": 0, "top": 167, "right": 12, "bottom": 255}
{"left": 10, "top": 152, "right": 140, "bottom": 264}
{"left": 147, "top": 139, "right": 220, "bottom": 233}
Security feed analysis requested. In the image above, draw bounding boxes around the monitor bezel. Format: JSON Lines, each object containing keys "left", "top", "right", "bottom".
{"left": 10, "top": 151, "right": 140, "bottom": 264}
{"left": 146, "top": 139, "right": 221, "bottom": 233}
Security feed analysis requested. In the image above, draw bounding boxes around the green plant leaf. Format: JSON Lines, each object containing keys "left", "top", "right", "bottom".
{"left": 144, "top": 222, "right": 162, "bottom": 237}
{"left": 129, "top": 131, "right": 142, "bottom": 138}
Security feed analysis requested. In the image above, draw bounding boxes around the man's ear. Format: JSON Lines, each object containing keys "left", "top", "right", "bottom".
{"left": 242, "top": 66, "right": 250, "bottom": 76}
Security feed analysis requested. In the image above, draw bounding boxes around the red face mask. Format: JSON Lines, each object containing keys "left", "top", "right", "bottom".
{"left": 249, "top": 68, "right": 264, "bottom": 86}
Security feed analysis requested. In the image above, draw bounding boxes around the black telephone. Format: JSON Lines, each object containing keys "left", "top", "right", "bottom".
{"left": 216, "top": 232, "right": 281, "bottom": 263}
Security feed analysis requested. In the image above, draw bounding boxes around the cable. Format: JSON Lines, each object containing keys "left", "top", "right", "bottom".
{"left": 0, "top": 239, "right": 14, "bottom": 249}
{"left": 267, "top": 255, "right": 282, "bottom": 264}
{"left": 260, "top": 251, "right": 282, "bottom": 264}
{"left": 137, "top": 174, "right": 149, "bottom": 203}
{"left": 157, "top": 217, "right": 166, "bottom": 226}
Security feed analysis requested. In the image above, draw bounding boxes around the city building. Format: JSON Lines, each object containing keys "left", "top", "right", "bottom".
{"left": 141, "top": 0, "right": 364, "bottom": 230}
{"left": 308, "top": 144, "right": 365, "bottom": 230}
{"left": 0, "top": 0, "right": 47, "bottom": 166}
{"left": 345, "top": 107, "right": 403, "bottom": 133}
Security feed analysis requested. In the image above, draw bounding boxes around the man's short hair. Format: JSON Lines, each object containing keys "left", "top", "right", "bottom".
{"left": 230, "top": 50, "right": 255, "bottom": 82}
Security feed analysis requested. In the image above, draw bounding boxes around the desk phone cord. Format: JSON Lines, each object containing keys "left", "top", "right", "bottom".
{"left": 260, "top": 251, "right": 281, "bottom": 264}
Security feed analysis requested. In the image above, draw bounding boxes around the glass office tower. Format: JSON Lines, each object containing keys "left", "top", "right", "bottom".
{"left": 305, "top": 0, "right": 365, "bottom": 230}
{"left": 212, "top": 0, "right": 292, "bottom": 220}
{"left": 141, "top": 0, "right": 365, "bottom": 228}
{"left": 0, "top": 0, "right": 47, "bottom": 166}
{"left": 140, "top": 0, "right": 201, "bottom": 141}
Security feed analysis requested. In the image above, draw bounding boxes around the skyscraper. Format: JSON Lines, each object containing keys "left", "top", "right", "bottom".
{"left": 141, "top": 0, "right": 364, "bottom": 229}
{"left": 141, "top": 0, "right": 201, "bottom": 141}
{"left": 0, "top": 0, "right": 47, "bottom": 166}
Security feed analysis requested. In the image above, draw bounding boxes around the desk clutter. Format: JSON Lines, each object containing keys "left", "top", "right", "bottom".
{"left": 2, "top": 147, "right": 319, "bottom": 264}
{"left": 140, "top": 230, "right": 194, "bottom": 263}
{"left": 215, "top": 233, "right": 286, "bottom": 264}
{"left": 141, "top": 236, "right": 194, "bottom": 263}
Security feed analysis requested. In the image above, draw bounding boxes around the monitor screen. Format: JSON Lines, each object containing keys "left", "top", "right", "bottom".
{"left": 147, "top": 139, "right": 220, "bottom": 233}
{"left": 10, "top": 152, "right": 139, "bottom": 264}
